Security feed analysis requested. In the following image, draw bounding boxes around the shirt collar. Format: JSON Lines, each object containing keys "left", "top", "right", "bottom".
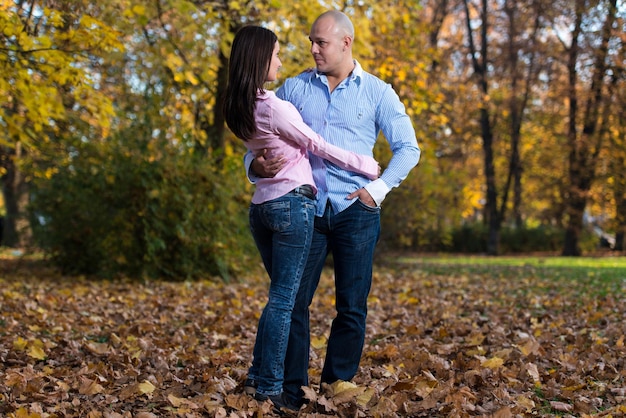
{"left": 314, "top": 59, "right": 362, "bottom": 85}
{"left": 257, "top": 89, "right": 272, "bottom": 100}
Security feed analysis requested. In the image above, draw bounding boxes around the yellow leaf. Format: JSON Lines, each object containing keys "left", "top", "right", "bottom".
{"left": 132, "top": 4, "right": 146, "bottom": 15}
{"left": 481, "top": 356, "right": 504, "bottom": 369}
{"left": 311, "top": 335, "right": 327, "bottom": 349}
{"left": 13, "top": 337, "right": 28, "bottom": 351}
{"left": 27, "top": 340, "right": 47, "bottom": 360}
{"left": 331, "top": 380, "right": 358, "bottom": 394}
{"left": 562, "top": 383, "right": 586, "bottom": 391}
{"left": 516, "top": 395, "right": 535, "bottom": 412}
{"left": 138, "top": 380, "right": 156, "bottom": 394}
{"left": 13, "top": 408, "right": 42, "bottom": 418}
{"left": 356, "top": 387, "right": 374, "bottom": 406}
{"left": 185, "top": 71, "right": 199, "bottom": 85}
{"left": 168, "top": 393, "right": 183, "bottom": 407}
{"left": 57, "top": 381, "right": 71, "bottom": 392}
{"left": 465, "top": 333, "right": 485, "bottom": 346}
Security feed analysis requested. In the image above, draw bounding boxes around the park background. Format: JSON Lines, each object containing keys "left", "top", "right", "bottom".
{"left": 1, "top": 1, "right": 626, "bottom": 417}
{"left": 1, "top": 0, "right": 625, "bottom": 280}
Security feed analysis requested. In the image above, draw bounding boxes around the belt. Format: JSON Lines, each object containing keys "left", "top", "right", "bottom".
{"left": 291, "top": 184, "right": 315, "bottom": 200}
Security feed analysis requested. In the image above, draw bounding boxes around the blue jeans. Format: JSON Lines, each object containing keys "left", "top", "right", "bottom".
{"left": 283, "top": 200, "right": 380, "bottom": 405}
{"left": 247, "top": 190, "right": 315, "bottom": 396}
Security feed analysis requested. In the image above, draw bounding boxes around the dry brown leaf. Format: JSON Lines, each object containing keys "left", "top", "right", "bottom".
{"left": 526, "top": 362, "right": 540, "bottom": 383}
{"left": 491, "top": 406, "right": 513, "bottom": 418}
{"left": 550, "top": 400, "right": 573, "bottom": 412}
{"left": 302, "top": 385, "right": 318, "bottom": 402}
{"left": 369, "top": 396, "right": 398, "bottom": 416}
{"left": 79, "top": 377, "right": 105, "bottom": 395}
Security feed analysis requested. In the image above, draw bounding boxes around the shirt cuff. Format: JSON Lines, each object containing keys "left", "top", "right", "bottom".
{"left": 244, "top": 152, "right": 260, "bottom": 184}
{"left": 364, "top": 178, "right": 391, "bottom": 207}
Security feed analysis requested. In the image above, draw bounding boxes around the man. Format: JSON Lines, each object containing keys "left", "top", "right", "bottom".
{"left": 246, "top": 10, "right": 420, "bottom": 408}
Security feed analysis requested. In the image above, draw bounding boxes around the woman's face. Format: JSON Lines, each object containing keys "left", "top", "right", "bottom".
{"left": 266, "top": 41, "right": 281, "bottom": 82}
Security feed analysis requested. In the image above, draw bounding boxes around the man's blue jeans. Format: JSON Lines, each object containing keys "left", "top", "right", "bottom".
{"left": 283, "top": 200, "right": 380, "bottom": 405}
{"left": 247, "top": 191, "right": 315, "bottom": 396}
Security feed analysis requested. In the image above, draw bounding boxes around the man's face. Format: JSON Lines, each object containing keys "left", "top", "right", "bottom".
{"left": 309, "top": 17, "right": 346, "bottom": 75}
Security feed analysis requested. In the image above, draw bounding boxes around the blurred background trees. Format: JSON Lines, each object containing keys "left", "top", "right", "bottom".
{"left": 1, "top": 0, "right": 624, "bottom": 279}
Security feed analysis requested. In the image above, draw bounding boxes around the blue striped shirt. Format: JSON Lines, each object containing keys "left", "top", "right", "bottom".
{"left": 276, "top": 60, "right": 421, "bottom": 215}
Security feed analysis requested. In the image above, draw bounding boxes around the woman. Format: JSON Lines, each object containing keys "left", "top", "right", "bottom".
{"left": 223, "top": 25, "right": 379, "bottom": 413}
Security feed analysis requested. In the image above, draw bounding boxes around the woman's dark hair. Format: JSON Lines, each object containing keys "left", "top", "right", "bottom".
{"left": 223, "top": 26, "right": 278, "bottom": 141}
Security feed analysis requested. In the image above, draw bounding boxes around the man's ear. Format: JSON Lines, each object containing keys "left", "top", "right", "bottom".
{"left": 343, "top": 35, "right": 353, "bottom": 49}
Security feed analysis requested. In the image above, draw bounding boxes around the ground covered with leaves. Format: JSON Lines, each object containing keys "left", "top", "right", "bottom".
{"left": 1, "top": 255, "right": 626, "bottom": 417}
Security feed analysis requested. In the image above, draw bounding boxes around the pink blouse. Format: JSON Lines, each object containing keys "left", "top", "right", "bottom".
{"left": 247, "top": 91, "right": 379, "bottom": 204}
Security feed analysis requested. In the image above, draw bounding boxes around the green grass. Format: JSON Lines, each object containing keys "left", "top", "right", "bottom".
{"left": 388, "top": 254, "right": 626, "bottom": 297}
{"left": 396, "top": 254, "right": 626, "bottom": 268}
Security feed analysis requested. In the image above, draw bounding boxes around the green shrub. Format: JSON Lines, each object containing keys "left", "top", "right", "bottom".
{"left": 30, "top": 137, "right": 255, "bottom": 281}
{"left": 450, "top": 223, "right": 489, "bottom": 253}
{"left": 499, "top": 225, "right": 563, "bottom": 253}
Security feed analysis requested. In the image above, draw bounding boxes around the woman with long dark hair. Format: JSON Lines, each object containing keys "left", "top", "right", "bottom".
{"left": 223, "top": 25, "right": 379, "bottom": 413}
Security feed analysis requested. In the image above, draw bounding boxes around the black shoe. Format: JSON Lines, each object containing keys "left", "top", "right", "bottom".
{"left": 244, "top": 378, "right": 258, "bottom": 396}
{"left": 255, "top": 391, "right": 299, "bottom": 415}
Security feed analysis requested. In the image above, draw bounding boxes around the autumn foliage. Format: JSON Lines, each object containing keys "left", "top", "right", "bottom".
{"left": 1, "top": 256, "right": 625, "bottom": 417}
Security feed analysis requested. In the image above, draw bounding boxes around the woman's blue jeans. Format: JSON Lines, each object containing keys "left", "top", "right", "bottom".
{"left": 247, "top": 190, "right": 315, "bottom": 396}
{"left": 283, "top": 200, "right": 380, "bottom": 405}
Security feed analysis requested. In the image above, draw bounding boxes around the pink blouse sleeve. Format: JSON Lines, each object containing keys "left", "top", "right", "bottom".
{"left": 270, "top": 99, "right": 379, "bottom": 180}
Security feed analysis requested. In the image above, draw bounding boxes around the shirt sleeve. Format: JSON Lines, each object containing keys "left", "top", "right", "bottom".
{"left": 243, "top": 151, "right": 259, "bottom": 184}
{"left": 375, "top": 84, "right": 421, "bottom": 200}
{"left": 271, "top": 99, "right": 380, "bottom": 180}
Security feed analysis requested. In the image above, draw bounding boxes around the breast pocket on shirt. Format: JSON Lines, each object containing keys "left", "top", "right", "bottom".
{"left": 335, "top": 105, "right": 375, "bottom": 132}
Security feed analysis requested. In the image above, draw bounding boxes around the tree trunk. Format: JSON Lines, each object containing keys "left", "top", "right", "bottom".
{"left": 503, "top": 1, "right": 540, "bottom": 229}
{"left": 610, "top": 72, "right": 626, "bottom": 252}
{"left": 195, "top": 24, "right": 235, "bottom": 163}
{"left": 562, "top": 0, "right": 617, "bottom": 256}
{"left": 614, "top": 170, "right": 626, "bottom": 251}
{"left": 1, "top": 143, "right": 32, "bottom": 248}
{"left": 464, "top": 0, "right": 499, "bottom": 254}
{"left": 198, "top": 47, "right": 228, "bottom": 157}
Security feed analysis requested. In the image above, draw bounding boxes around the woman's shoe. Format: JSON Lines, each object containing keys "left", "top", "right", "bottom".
{"left": 243, "top": 378, "right": 258, "bottom": 396}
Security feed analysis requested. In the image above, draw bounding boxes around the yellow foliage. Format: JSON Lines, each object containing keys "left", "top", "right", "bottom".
{"left": 481, "top": 356, "right": 504, "bottom": 369}
{"left": 13, "top": 336, "right": 28, "bottom": 351}
{"left": 311, "top": 335, "right": 327, "bottom": 349}
{"left": 12, "top": 408, "right": 42, "bottom": 418}
{"left": 138, "top": 380, "right": 156, "bottom": 394}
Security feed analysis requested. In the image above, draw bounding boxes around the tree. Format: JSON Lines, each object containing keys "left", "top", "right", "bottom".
{"left": 0, "top": 0, "right": 121, "bottom": 247}
{"left": 560, "top": 0, "right": 619, "bottom": 255}
{"left": 609, "top": 68, "right": 626, "bottom": 251}
{"left": 463, "top": 0, "right": 501, "bottom": 254}
{"left": 500, "top": 0, "right": 544, "bottom": 228}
